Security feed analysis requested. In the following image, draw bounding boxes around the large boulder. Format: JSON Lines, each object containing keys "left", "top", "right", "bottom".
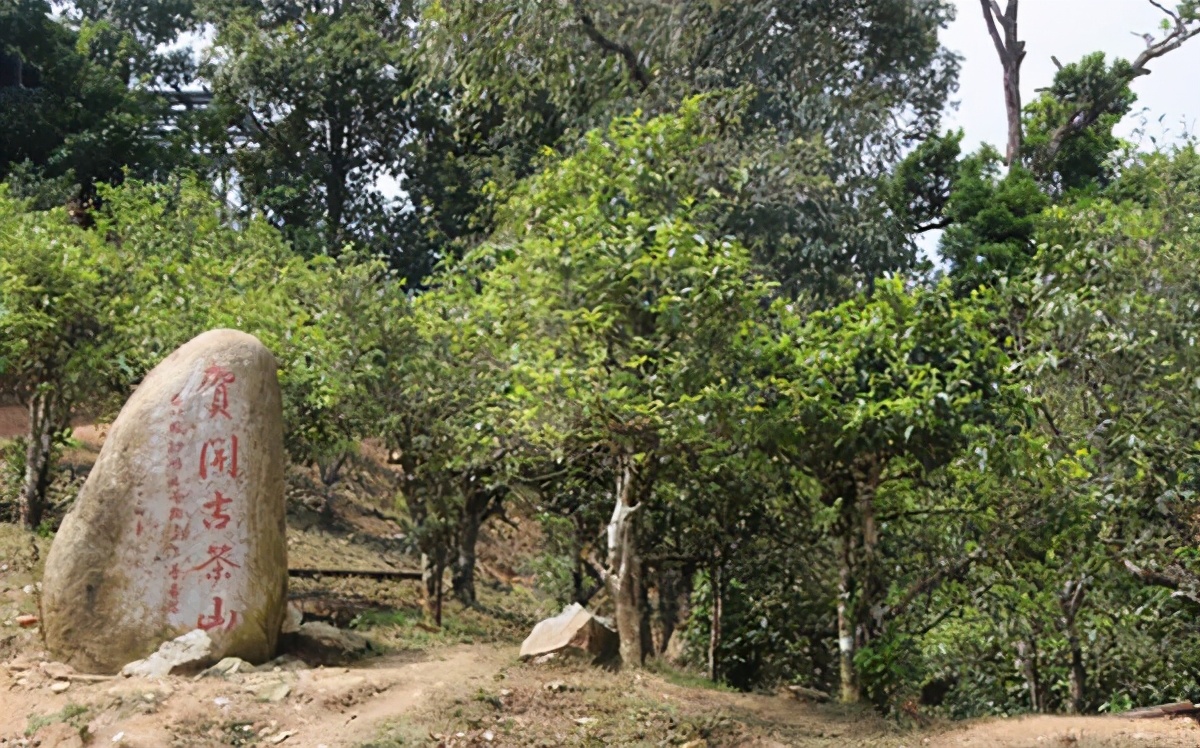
{"left": 519, "top": 603, "right": 618, "bottom": 664}
{"left": 42, "top": 329, "right": 288, "bottom": 674}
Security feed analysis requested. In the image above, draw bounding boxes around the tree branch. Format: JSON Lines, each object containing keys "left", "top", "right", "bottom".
{"left": 1124, "top": 558, "right": 1200, "bottom": 607}
{"left": 1044, "top": 1, "right": 1200, "bottom": 162}
{"left": 914, "top": 216, "right": 953, "bottom": 233}
{"left": 573, "top": 0, "right": 649, "bottom": 91}
{"left": 882, "top": 548, "right": 987, "bottom": 623}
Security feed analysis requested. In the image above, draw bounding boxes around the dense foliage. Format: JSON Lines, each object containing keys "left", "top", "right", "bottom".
{"left": 4, "top": 0, "right": 1200, "bottom": 722}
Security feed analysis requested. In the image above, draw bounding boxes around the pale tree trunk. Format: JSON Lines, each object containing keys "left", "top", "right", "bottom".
{"left": 406, "top": 477, "right": 446, "bottom": 627}
{"left": 607, "top": 454, "right": 646, "bottom": 668}
{"left": 837, "top": 528, "right": 858, "bottom": 703}
{"left": 1061, "top": 579, "right": 1088, "bottom": 714}
{"left": 835, "top": 458, "right": 883, "bottom": 705}
{"left": 980, "top": 0, "right": 1026, "bottom": 165}
{"left": 1016, "top": 637, "right": 1043, "bottom": 712}
{"left": 707, "top": 562, "right": 722, "bottom": 682}
{"left": 421, "top": 549, "right": 446, "bottom": 627}
{"left": 19, "top": 392, "right": 57, "bottom": 530}
{"left": 451, "top": 489, "right": 487, "bottom": 606}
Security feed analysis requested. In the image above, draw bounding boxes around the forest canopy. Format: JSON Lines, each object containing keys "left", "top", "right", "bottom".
{"left": 3, "top": 0, "right": 1200, "bottom": 719}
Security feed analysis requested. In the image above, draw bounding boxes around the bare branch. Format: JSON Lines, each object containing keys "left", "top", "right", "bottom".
{"left": 980, "top": 1, "right": 1025, "bottom": 164}
{"left": 1124, "top": 558, "right": 1200, "bottom": 607}
{"left": 1148, "top": 0, "right": 1182, "bottom": 25}
{"left": 572, "top": 0, "right": 650, "bottom": 92}
{"left": 1043, "top": 2, "right": 1200, "bottom": 162}
{"left": 980, "top": 0, "right": 1008, "bottom": 59}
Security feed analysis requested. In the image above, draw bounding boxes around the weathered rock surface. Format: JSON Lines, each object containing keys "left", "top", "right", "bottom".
{"left": 120, "top": 628, "right": 214, "bottom": 678}
{"left": 280, "top": 622, "right": 373, "bottom": 666}
{"left": 42, "top": 329, "right": 288, "bottom": 674}
{"left": 519, "top": 603, "right": 618, "bottom": 663}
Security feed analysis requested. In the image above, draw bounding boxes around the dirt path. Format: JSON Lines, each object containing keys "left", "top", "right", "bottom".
{"left": 1, "top": 645, "right": 509, "bottom": 748}
{"left": 922, "top": 713, "right": 1200, "bottom": 747}
{"left": 5, "top": 640, "right": 1200, "bottom": 747}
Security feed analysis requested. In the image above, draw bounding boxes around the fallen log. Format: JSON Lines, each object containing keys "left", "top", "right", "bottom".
{"left": 1124, "top": 700, "right": 1199, "bottom": 719}
{"left": 786, "top": 685, "right": 831, "bottom": 703}
{"left": 288, "top": 567, "right": 422, "bottom": 581}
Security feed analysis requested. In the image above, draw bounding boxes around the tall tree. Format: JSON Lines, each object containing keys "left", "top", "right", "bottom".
{"left": 980, "top": 0, "right": 1199, "bottom": 168}
{"left": 201, "top": 0, "right": 420, "bottom": 267}
{"left": 768, "top": 279, "right": 1020, "bottom": 702}
{"left": 0, "top": 0, "right": 179, "bottom": 200}
{"left": 416, "top": 0, "right": 961, "bottom": 297}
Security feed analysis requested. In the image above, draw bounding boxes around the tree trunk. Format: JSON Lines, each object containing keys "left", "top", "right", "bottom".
{"left": 451, "top": 496, "right": 484, "bottom": 606}
{"left": 1001, "top": 49, "right": 1023, "bottom": 166}
{"left": 854, "top": 459, "right": 883, "bottom": 649}
{"left": 980, "top": 0, "right": 1026, "bottom": 165}
{"left": 1016, "top": 637, "right": 1042, "bottom": 713}
{"left": 1061, "top": 580, "right": 1088, "bottom": 714}
{"left": 1067, "top": 633, "right": 1086, "bottom": 714}
{"left": 19, "top": 392, "right": 57, "bottom": 531}
{"left": 657, "top": 566, "right": 680, "bottom": 657}
{"left": 607, "top": 454, "right": 646, "bottom": 668}
{"left": 708, "top": 562, "right": 722, "bottom": 682}
{"left": 421, "top": 550, "right": 445, "bottom": 627}
{"left": 835, "top": 459, "right": 882, "bottom": 705}
{"left": 837, "top": 531, "right": 858, "bottom": 703}
{"left": 638, "top": 566, "right": 655, "bottom": 659}
{"left": 318, "top": 452, "right": 347, "bottom": 487}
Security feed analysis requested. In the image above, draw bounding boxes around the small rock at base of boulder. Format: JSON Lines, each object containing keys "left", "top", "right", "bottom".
{"left": 199, "top": 656, "right": 252, "bottom": 678}
{"left": 121, "top": 629, "right": 214, "bottom": 678}
{"left": 520, "top": 604, "right": 618, "bottom": 664}
{"left": 279, "top": 622, "right": 372, "bottom": 666}
{"left": 40, "top": 661, "right": 76, "bottom": 680}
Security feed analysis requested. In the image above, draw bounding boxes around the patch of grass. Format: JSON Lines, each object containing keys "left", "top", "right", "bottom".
{"left": 350, "top": 583, "right": 536, "bottom": 652}
{"left": 645, "top": 660, "right": 736, "bottom": 693}
{"left": 357, "top": 717, "right": 427, "bottom": 747}
{"left": 25, "top": 703, "right": 89, "bottom": 737}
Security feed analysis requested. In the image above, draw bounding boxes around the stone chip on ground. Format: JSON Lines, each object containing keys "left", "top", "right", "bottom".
{"left": 31, "top": 722, "right": 85, "bottom": 748}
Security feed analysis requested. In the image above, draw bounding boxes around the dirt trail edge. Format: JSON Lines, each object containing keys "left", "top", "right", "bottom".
{"left": 1, "top": 645, "right": 509, "bottom": 748}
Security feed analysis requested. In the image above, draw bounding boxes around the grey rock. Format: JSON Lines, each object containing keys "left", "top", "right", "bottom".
{"left": 120, "top": 629, "right": 214, "bottom": 678}
{"left": 520, "top": 604, "right": 618, "bottom": 664}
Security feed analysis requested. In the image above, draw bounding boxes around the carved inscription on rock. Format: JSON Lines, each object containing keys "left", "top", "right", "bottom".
{"left": 41, "top": 329, "right": 287, "bottom": 674}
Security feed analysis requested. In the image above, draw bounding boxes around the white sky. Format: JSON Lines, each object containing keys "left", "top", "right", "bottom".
{"left": 918, "top": 0, "right": 1200, "bottom": 262}
{"left": 942, "top": 0, "right": 1200, "bottom": 151}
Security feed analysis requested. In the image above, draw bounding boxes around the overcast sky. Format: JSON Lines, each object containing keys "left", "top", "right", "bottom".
{"left": 942, "top": 0, "right": 1200, "bottom": 151}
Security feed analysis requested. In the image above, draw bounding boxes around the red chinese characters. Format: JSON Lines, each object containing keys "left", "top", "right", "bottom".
{"left": 203, "top": 491, "right": 232, "bottom": 530}
{"left": 201, "top": 365, "right": 235, "bottom": 420}
{"left": 199, "top": 436, "right": 238, "bottom": 479}
{"left": 155, "top": 360, "right": 245, "bottom": 630}
{"left": 193, "top": 543, "right": 240, "bottom": 584}
{"left": 197, "top": 596, "right": 239, "bottom": 631}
